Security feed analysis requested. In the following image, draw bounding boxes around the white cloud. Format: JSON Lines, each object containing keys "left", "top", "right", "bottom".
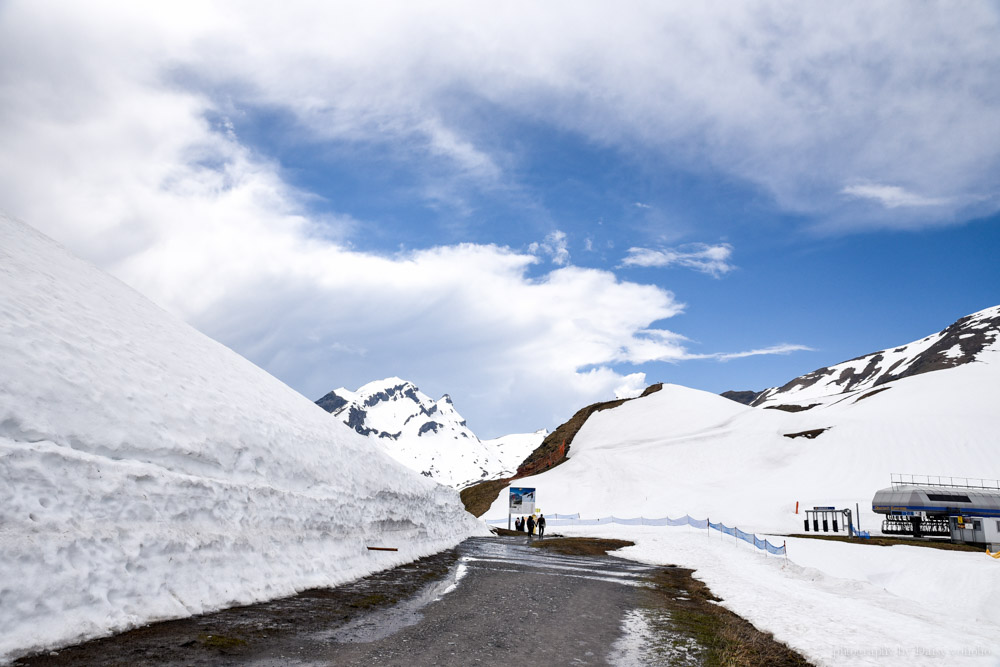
{"left": 623, "top": 244, "right": 735, "bottom": 277}
{"left": 841, "top": 184, "right": 950, "bottom": 209}
{"left": 3, "top": 2, "right": 987, "bottom": 230}
{"left": 528, "top": 230, "right": 571, "bottom": 266}
{"left": 5, "top": 1, "right": 967, "bottom": 434}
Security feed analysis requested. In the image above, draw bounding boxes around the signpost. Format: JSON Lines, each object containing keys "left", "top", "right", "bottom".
{"left": 509, "top": 487, "right": 536, "bottom": 529}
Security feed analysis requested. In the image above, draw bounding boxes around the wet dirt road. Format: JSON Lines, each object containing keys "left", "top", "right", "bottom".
{"left": 14, "top": 536, "right": 700, "bottom": 667}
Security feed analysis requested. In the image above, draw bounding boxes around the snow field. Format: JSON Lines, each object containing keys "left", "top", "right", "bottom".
{"left": 557, "top": 523, "right": 999, "bottom": 667}
{"left": 485, "top": 355, "right": 1000, "bottom": 665}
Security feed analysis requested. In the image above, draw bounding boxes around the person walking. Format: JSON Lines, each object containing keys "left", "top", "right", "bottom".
{"left": 527, "top": 514, "right": 536, "bottom": 537}
{"left": 516, "top": 516, "right": 524, "bottom": 532}
{"left": 537, "top": 513, "right": 546, "bottom": 538}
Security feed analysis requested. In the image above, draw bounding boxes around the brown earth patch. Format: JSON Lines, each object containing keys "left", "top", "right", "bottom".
{"left": 643, "top": 567, "right": 811, "bottom": 666}
{"left": 529, "top": 537, "right": 635, "bottom": 557}
{"left": 461, "top": 384, "right": 665, "bottom": 517}
{"left": 786, "top": 533, "right": 981, "bottom": 552}
{"left": 764, "top": 403, "right": 820, "bottom": 413}
{"left": 459, "top": 478, "right": 514, "bottom": 518}
{"left": 854, "top": 387, "right": 891, "bottom": 402}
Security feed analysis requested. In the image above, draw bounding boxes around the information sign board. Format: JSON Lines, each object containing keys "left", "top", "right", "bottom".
{"left": 509, "top": 487, "right": 536, "bottom": 515}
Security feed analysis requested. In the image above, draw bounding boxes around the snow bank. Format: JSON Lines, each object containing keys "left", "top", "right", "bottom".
{"left": 557, "top": 524, "right": 998, "bottom": 666}
{"left": 0, "top": 213, "right": 485, "bottom": 663}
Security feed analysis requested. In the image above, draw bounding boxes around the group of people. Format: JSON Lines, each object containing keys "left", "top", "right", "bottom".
{"left": 514, "top": 513, "right": 545, "bottom": 537}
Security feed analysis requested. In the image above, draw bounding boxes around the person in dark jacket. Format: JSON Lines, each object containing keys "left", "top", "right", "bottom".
{"left": 527, "top": 514, "right": 536, "bottom": 536}
{"left": 537, "top": 513, "right": 546, "bottom": 538}
{"left": 515, "top": 516, "right": 523, "bottom": 532}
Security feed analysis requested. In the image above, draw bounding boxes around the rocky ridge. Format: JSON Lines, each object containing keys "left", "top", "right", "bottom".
{"left": 752, "top": 305, "right": 1000, "bottom": 408}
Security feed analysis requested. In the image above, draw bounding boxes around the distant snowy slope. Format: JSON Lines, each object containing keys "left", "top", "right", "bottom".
{"left": 483, "top": 429, "right": 549, "bottom": 475}
{"left": 487, "top": 353, "right": 1000, "bottom": 533}
{"left": 317, "top": 379, "right": 545, "bottom": 488}
{"left": 483, "top": 318, "right": 1000, "bottom": 665}
{"left": 753, "top": 305, "right": 1000, "bottom": 407}
{"left": 0, "top": 213, "right": 484, "bottom": 663}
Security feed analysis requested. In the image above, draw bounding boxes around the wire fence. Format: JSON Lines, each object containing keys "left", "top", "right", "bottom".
{"left": 489, "top": 513, "right": 786, "bottom": 556}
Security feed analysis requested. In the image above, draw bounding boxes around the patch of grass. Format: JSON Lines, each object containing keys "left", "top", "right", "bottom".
{"left": 644, "top": 567, "right": 811, "bottom": 666}
{"left": 786, "top": 533, "right": 981, "bottom": 552}
{"left": 529, "top": 537, "right": 634, "bottom": 556}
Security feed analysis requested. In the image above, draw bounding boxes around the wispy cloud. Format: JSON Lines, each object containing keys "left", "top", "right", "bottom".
{"left": 841, "top": 184, "right": 950, "bottom": 209}
{"left": 622, "top": 243, "right": 735, "bottom": 278}
{"left": 611, "top": 331, "right": 811, "bottom": 365}
{"left": 693, "top": 344, "right": 815, "bottom": 362}
{"left": 634, "top": 202, "right": 652, "bottom": 209}
{"left": 528, "top": 230, "right": 570, "bottom": 266}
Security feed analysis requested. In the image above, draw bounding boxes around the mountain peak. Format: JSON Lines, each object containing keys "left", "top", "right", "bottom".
{"left": 316, "top": 377, "right": 478, "bottom": 443}
{"left": 314, "top": 377, "right": 545, "bottom": 488}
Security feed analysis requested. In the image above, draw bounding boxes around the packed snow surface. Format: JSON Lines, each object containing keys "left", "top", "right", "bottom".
{"left": 487, "top": 331, "right": 1000, "bottom": 665}
{"left": 0, "top": 214, "right": 485, "bottom": 663}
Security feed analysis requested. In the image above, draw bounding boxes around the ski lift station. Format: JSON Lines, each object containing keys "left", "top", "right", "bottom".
{"left": 872, "top": 474, "right": 1000, "bottom": 550}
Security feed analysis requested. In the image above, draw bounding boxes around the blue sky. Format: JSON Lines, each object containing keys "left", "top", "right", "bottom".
{"left": 230, "top": 89, "right": 1000, "bottom": 395}
{"left": 1, "top": 2, "right": 998, "bottom": 437}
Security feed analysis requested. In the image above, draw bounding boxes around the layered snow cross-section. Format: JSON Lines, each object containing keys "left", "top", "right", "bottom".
{"left": 0, "top": 213, "right": 485, "bottom": 663}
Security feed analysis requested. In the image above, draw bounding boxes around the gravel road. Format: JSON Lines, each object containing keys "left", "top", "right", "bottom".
{"left": 13, "top": 535, "right": 706, "bottom": 666}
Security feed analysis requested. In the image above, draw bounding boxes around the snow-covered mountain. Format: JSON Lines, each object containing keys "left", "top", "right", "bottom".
{"left": 486, "top": 303, "right": 1000, "bottom": 529}
{"left": 484, "top": 306, "right": 1000, "bottom": 664}
{"left": 317, "top": 379, "right": 546, "bottom": 488}
{"left": 0, "top": 213, "right": 484, "bottom": 663}
{"left": 753, "top": 305, "right": 1000, "bottom": 408}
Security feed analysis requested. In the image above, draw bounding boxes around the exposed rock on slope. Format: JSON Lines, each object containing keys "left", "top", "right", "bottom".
{"left": 720, "top": 390, "right": 762, "bottom": 405}
{"left": 460, "top": 384, "right": 663, "bottom": 517}
{"left": 753, "top": 305, "right": 1000, "bottom": 407}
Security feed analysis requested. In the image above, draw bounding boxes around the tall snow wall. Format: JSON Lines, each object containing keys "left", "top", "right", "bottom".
{"left": 0, "top": 213, "right": 485, "bottom": 662}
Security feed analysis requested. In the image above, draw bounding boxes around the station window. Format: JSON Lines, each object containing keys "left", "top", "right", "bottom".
{"left": 927, "top": 493, "right": 972, "bottom": 503}
{"left": 973, "top": 520, "right": 981, "bottom": 530}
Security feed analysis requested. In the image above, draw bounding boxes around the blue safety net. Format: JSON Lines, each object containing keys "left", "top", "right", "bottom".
{"left": 486, "top": 512, "right": 789, "bottom": 557}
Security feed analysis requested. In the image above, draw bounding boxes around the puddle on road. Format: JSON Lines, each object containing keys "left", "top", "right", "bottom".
{"left": 316, "top": 558, "right": 470, "bottom": 644}
{"left": 315, "top": 537, "right": 655, "bottom": 645}
{"left": 459, "top": 537, "right": 656, "bottom": 588}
